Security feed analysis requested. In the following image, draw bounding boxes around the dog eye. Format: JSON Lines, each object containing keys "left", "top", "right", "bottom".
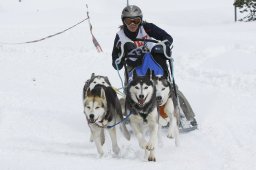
{"left": 144, "top": 86, "right": 148, "bottom": 89}
{"left": 95, "top": 106, "right": 100, "bottom": 109}
{"left": 135, "top": 86, "right": 139, "bottom": 89}
{"left": 102, "top": 82, "right": 105, "bottom": 84}
{"left": 162, "top": 88, "right": 165, "bottom": 91}
{"left": 86, "top": 106, "right": 91, "bottom": 109}
{"left": 93, "top": 81, "right": 96, "bottom": 84}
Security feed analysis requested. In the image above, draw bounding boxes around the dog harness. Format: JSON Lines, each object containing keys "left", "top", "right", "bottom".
{"left": 159, "top": 105, "right": 169, "bottom": 119}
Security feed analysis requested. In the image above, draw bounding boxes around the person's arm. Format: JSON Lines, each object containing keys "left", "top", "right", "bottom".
{"left": 112, "top": 34, "right": 124, "bottom": 70}
{"left": 143, "top": 22, "right": 173, "bottom": 44}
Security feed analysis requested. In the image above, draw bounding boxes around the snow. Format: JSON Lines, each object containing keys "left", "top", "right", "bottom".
{"left": 0, "top": 0, "right": 256, "bottom": 169}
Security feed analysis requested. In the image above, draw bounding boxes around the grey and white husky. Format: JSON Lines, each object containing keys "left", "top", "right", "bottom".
{"left": 154, "top": 77, "right": 179, "bottom": 146}
{"left": 83, "top": 73, "right": 130, "bottom": 156}
{"left": 126, "top": 73, "right": 159, "bottom": 161}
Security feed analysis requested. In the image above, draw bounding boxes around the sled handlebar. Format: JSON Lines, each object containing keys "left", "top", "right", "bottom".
{"left": 115, "top": 39, "right": 173, "bottom": 65}
{"left": 134, "top": 38, "right": 159, "bottom": 43}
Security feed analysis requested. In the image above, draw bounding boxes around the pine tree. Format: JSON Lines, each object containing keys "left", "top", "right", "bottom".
{"left": 234, "top": 0, "right": 256, "bottom": 21}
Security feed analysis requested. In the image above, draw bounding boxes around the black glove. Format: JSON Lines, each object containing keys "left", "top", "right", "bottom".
{"left": 124, "top": 42, "right": 143, "bottom": 67}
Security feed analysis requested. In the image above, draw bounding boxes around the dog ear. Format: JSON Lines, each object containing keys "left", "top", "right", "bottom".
{"left": 85, "top": 88, "right": 92, "bottom": 97}
{"left": 90, "top": 73, "right": 95, "bottom": 79}
{"left": 104, "top": 76, "right": 111, "bottom": 86}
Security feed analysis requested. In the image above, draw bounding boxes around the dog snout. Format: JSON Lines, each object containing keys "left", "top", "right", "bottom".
{"left": 156, "top": 96, "right": 162, "bottom": 101}
{"left": 139, "top": 94, "right": 144, "bottom": 99}
{"left": 89, "top": 114, "right": 94, "bottom": 120}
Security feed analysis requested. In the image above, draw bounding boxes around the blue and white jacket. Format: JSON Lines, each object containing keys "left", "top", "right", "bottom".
{"left": 112, "top": 22, "right": 173, "bottom": 70}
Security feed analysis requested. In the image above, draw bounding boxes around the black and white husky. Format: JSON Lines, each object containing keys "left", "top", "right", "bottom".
{"left": 83, "top": 73, "right": 130, "bottom": 156}
{"left": 154, "top": 77, "right": 179, "bottom": 146}
{"left": 126, "top": 73, "right": 159, "bottom": 161}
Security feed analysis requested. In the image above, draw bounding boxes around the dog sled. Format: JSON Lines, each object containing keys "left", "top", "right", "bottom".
{"left": 115, "top": 38, "right": 198, "bottom": 133}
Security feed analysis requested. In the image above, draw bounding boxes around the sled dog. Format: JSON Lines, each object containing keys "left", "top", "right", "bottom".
{"left": 155, "top": 77, "right": 179, "bottom": 146}
{"left": 126, "top": 72, "right": 159, "bottom": 161}
{"left": 83, "top": 74, "right": 130, "bottom": 156}
{"left": 83, "top": 73, "right": 111, "bottom": 100}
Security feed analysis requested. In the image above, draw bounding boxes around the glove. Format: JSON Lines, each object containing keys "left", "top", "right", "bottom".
{"left": 124, "top": 42, "right": 136, "bottom": 54}
{"left": 123, "top": 42, "right": 144, "bottom": 67}
{"left": 126, "top": 56, "right": 142, "bottom": 67}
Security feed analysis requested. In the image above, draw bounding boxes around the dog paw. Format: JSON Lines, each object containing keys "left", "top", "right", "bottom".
{"left": 167, "top": 128, "right": 175, "bottom": 138}
{"left": 113, "top": 145, "right": 120, "bottom": 155}
{"left": 89, "top": 133, "right": 94, "bottom": 142}
{"left": 167, "top": 133, "right": 174, "bottom": 139}
{"left": 98, "top": 152, "right": 104, "bottom": 158}
{"left": 148, "top": 154, "right": 156, "bottom": 162}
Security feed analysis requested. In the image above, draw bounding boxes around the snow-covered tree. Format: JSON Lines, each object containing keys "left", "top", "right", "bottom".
{"left": 234, "top": 0, "right": 256, "bottom": 21}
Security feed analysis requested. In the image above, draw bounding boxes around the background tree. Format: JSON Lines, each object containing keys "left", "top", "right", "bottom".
{"left": 234, "top": 0, "right": 256, "bottom": 21}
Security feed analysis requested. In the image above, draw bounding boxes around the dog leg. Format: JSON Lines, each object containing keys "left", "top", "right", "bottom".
{"left": 167, "top": 114, "right": 180, "bottom": 146}
{"left": 91, "top": 127, "right": 104, "bottom": 156}
{"left": 145, "top": 109, "right": 158, "bottom": 161}
{"left": 89, "top": 131, "right": 93, "bottom": 142}
{"left": 116, "top": 113, "right": 131, "bottom": 141}
{"left": 107, "top": 128, "right": 120, "bottom": 155}
{"left": 120, "top": 122, "right": 131, "bottom": 141}
{"left": 147, "top": 109, "right": 159, "bottom": 151}
{"left": 130, "top": 115, "right": 147, "bottom": 149}
{"left": 100, "top": 128, "right": 105, "bottom": 145}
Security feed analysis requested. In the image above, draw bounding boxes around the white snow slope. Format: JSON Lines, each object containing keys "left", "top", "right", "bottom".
{"left": 0, "top": 0, "right": 256, "bottom": 170}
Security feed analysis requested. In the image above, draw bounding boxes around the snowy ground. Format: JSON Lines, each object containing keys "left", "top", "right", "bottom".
{"left": 0, "top": 0, "right": 256, "bottom": 170}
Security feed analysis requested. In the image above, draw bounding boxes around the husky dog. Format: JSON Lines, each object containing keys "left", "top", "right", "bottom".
{"left": 126, "top": 72, "right": 159, "bottom": 161}
{"left": 83, "top": 73, "right": 111, "bottom": 100}
{"left": 155, "top": 77, "right": 179, "bottom": 146}
{"left": 83, "top": 74, "right": 130, "bottom": 156}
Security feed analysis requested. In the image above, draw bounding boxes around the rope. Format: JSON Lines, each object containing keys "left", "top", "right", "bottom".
{"left": 1, "top": 4, "right": 103, "bottom": 54}
{"left": 112, "top": 87, "right": 125, "bottom": 97}
{"left": 0, "top": 17, "right": 89, "bottom": 45}
{"left": 115, "top": 62, "right": 125, "bottom": 92}
{"left": 106, "top": 111, "right": 132, "bottom": 128}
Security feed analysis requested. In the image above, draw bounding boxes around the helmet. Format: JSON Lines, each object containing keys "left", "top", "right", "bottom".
{"left": 121, "top": 5, "right": 143, "bottom": 20}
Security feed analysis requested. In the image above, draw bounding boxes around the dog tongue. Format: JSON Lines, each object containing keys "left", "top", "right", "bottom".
{"left": 138, "top": 99, "right": 145, "bottom": 105}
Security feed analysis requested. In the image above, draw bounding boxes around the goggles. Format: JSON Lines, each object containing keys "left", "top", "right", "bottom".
{"left": 124, "top": 17, "right": 142, "bottom": 26}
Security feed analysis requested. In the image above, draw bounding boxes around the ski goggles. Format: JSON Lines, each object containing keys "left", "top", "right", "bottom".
{"left": 124, "top": 17, "right": 142, "bottom": 26}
